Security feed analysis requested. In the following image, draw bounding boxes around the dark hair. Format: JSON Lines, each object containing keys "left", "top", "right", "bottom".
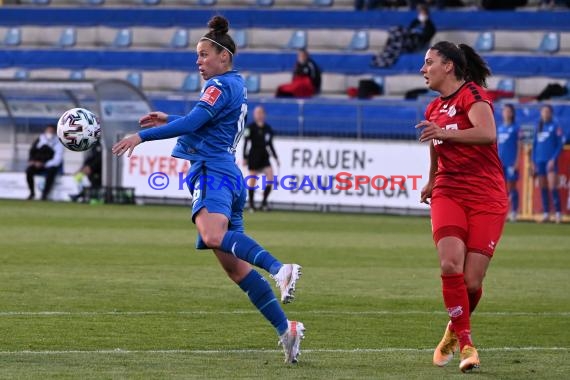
{"left": 417, "top": 4, "right": 430, "bottom": 14}
{"left": 430, "top": 41, "right": 491, "bottom": 88}
{"left": 538, "top": 104, "right": 553, "bottom": 132}
{"left": 503, "top": 103, "right": 516, "bottom": 123}
{"left": 202, "top": 15, "right": 236, "bottom": 60}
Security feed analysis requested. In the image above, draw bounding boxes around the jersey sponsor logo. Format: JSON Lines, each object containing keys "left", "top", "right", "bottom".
{"left": 200, "top": 86, "right": 222, "bottom": 106}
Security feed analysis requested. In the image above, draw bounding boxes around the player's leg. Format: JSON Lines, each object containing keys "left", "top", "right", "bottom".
{"left": 460, "top": 204, "right": 507, "bottom": 372}
{"left": 260, "top": 165, "right": 274, "bottom": 211}
{"left": 536, "top": 162, "right": 550, "bottom": 222}
{"left": 547, "top": 166, "right": 561, "bottom": 223}
{"left": 247, "top": 169, "right": 258, "bottom": 211}
{"left": 193, "top": 172, "right": 301, "bottom": 303}
{"left": 431, "top": 196, "right": 468, "bottom": 368}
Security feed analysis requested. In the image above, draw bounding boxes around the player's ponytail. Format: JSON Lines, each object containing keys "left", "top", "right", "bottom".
{"left": 201, "top": 15, "right": 236, "bottom": 60}
{"left": 458, "top": 43, "right": 491, "bottom": 88}
{"left": 431, "top": 41, "right": 491, "bottom": 88}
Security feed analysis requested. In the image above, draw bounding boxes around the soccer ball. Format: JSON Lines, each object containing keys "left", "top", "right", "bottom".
{"left": 57, "top": 107, "right": 101, "bottom": 152}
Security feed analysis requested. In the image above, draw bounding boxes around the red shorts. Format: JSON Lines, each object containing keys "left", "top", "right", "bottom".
{"left": 430, "top": 195, "right": 507, "bottom": 258}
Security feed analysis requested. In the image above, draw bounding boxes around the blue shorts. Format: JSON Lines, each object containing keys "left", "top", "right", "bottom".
{"left": 502, "top": 165, "right": 519, "bottom": 182}
{"left": 185, "top": 161, "right": 247, "bottom": 249}
{"left": 534, "top": 161, "right": 558, "bottom": 176}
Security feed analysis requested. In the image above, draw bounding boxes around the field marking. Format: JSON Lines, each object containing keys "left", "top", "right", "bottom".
{"left": 0, "top": 347, "right": 567, "bottom": 356}
{"left": 0, "top": 310, "right": 569, "bottom": 317}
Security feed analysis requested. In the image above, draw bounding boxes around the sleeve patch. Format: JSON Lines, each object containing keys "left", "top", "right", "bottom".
{"left": 200, "top": 86, "right": 222, "bottom": 106}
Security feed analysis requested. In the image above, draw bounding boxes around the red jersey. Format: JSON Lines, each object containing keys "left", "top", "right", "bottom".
{"left": 424, "top": 82, "right": 507, "bottom": 206}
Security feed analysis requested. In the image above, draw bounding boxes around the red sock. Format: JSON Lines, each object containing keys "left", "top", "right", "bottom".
{"left": 442, "top": 273, "right": 472, "bottom": 350}
{"left": 468, "top": 287, "right": 483, "bottom": 315}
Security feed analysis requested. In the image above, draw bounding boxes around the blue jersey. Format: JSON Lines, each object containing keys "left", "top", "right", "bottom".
{"left": 497, "top": 122, "right": 520, "bottom": 167}
{"left": 532, "top": 119, "right": 564, "bottom": 163}
{"left": 140, "top": 70, "right": 247, "bottom": 165}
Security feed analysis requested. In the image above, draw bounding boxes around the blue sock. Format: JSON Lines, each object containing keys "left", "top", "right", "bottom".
{"left": 239, "top": 270, "right": 288, "bottom": 336}
{"left": 221, "top": 231, "right": 283, "bottom": 275}
{"left": 510, "top": 189, "right": 519, "bottom": 213}
{"left": 541, "top": 187, "right": 550, "bottom": 214}
{"left": 552, "top": 189, "right": 561, "bottom": 212}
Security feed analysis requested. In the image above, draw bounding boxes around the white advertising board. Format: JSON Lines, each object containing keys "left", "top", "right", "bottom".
{"left": 120, "top": 137, "right": 430, "bottom": 210}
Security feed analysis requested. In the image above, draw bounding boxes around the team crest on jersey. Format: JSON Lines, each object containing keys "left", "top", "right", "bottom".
{"left": 447, "top": 105, "right": 457, "bottom": 117}
{"left": 200, "top": 86, "right": 222, "bottom": 106}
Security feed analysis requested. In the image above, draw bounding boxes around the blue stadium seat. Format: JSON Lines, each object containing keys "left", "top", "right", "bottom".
{"left": 14, "top": 69, "right": 29, "bottom": 80}
{"left": 474, "top": 31, "right": 494, "bottom": 52}
{"left": 84, "top": 0, "right": 104, "bottom": 4}
{"left": 69, "top": 70, "right": 85, "bottom": 80}
{"left": 139, "top": 0, "right": 160, "bottom": 4}
{"left": 257, "top": 0, "right": 274, "bottom": 6}
{"left": 497, "top": 78, "right": 515, "bottom": 93}
{"left": 348, "top": 30, "right": 369, "bottom": 51}
{"left": 313, "top": 0, "right": 333, "bottom": 6}
{"left": 112, "top": 29, "right": 133, "bottom": 48}
{"left": 198, "top": 0, "right": 216, "bottom": 4}
{"left": 4, "top": 27, "right": 22, "bottom": 47}
{"left": 170, "top": 29, "right": 189, "bottom": 49}
{"left": 233, "top": 29, "right": 247, "bottom": 49}
{"left": 245, "top": 74, "right": 260, "bottom": 94}
{"left": 181, "top": 73, "right": 201, "bottom": 92}
{"left": 57, "top": 27, "right": 77, "bottom": 48}
{"left": 537, "top": 32, "right": 560, "bottom": 54}
{"left": 126, "top": 71, "right": 142, "bottom": 88}
{"left": 287, "top": 30, "right": 307, "bottom": 50}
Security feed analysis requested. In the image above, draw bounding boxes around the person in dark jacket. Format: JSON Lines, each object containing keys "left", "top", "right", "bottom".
{"left": 372, "top": 4, "right": 437, "bottom": 68}
{"left": 276, "top": 49, "right": 322, "bottom": 98}
{"left": 26, "top": 124, "right": 64, "bottom": 201}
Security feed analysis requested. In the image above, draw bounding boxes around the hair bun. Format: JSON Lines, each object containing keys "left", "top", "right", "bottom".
{"left": 208, "top": 15, "right": 229, "bottom": 35}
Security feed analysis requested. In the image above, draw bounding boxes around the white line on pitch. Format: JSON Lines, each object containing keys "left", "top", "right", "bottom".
{"left": 0, "top": 310, "right": 568, "bottom": 317}
{"left": 0, "top": 347, "right": 567, "bottom": 355}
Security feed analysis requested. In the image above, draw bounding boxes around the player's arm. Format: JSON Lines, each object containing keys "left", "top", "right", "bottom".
{"left": 418, "top": 102, "right": 495, "bottom": 145}
{"left": 243, "top": 126, "right": 250, "bottom": 161}
{"left": 267, "top": 128, "right": 279, "bottom": 162}
{"left": 420, "top": 141, "right": 438, "bottom": 204}
{"left": 112, "top": 106, "right": 213, "bottom": 157}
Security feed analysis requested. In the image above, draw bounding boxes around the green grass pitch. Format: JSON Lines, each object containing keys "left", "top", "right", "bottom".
{"left": 0, "top": 199, "right": 568, "bottom": 379}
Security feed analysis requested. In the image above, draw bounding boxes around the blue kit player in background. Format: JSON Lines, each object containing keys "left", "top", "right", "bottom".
{"left": 497, "top": 104, "right": 521, "bottom": 222}
{"left": 532, "top": 104, "right": 565, "bottom": 224}
{"left": 112, "top": 15, "right": 305, "bottom": 363}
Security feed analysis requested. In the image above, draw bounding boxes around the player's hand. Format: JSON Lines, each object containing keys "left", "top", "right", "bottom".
{"left": 416, "top": 120, "right": 445, "bottom": 143}
{"left": 139, "top": 111, "right": 168, "bottom": 128}
{"left": 112, "top": 133, "right": 142, "bottom": 158}
{"left": 420, "top": 182, "right": 433, "bottom": 205}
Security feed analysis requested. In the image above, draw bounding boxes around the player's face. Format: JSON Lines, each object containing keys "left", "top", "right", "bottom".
{"left": 540, "top": 106, "right": 552, "bottom": 122}
{"left": 502, "top": 106, "right": 514, "bottom": 123}
{"left": 254, "top": 107, "right": 266, "bottom": 124}
{"left": 420, "top": 49, "right": 448, "bottom": 92}
{"left": 196, "top": 41, "right": 229, "bottom": 80}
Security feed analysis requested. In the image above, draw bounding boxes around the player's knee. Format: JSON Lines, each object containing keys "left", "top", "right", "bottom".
{"left": 200, "top": 232, "right": 224, "bottom": 249}
{"left": 439, "top": 258, "right": 462, "bottom": 274}
{"left": 464, "top": 277, "right": 483, "bottom": 294}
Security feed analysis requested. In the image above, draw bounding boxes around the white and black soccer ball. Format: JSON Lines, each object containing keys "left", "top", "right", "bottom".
{"left": 57, "top": 107, "right": 101, "bottom": 152}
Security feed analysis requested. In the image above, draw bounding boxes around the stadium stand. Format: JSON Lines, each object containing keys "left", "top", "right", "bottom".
{"left": 0, "top": 6, "right": 569, "bottom": 139}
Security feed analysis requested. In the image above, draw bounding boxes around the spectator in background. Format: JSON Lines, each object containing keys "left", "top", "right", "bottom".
{"left": 26, "top": 124, "right": 64, "bottom": 201}
{"left": 531, "top": 104, "right": 565, "bottom": 223}
{"left": 69, "top": 140, "right": 103, "bottom": 202}
{"left": 372, "top": 4, "right": 436, "bottom": 68}
{"left": 243, "top": 106, "right": 280, "bottom": 212}
{"left": 497, "top": 104, "right": 522, "bottom": 222}
{"left": 276, "top": 49, "right": 321, "bottom": 98}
